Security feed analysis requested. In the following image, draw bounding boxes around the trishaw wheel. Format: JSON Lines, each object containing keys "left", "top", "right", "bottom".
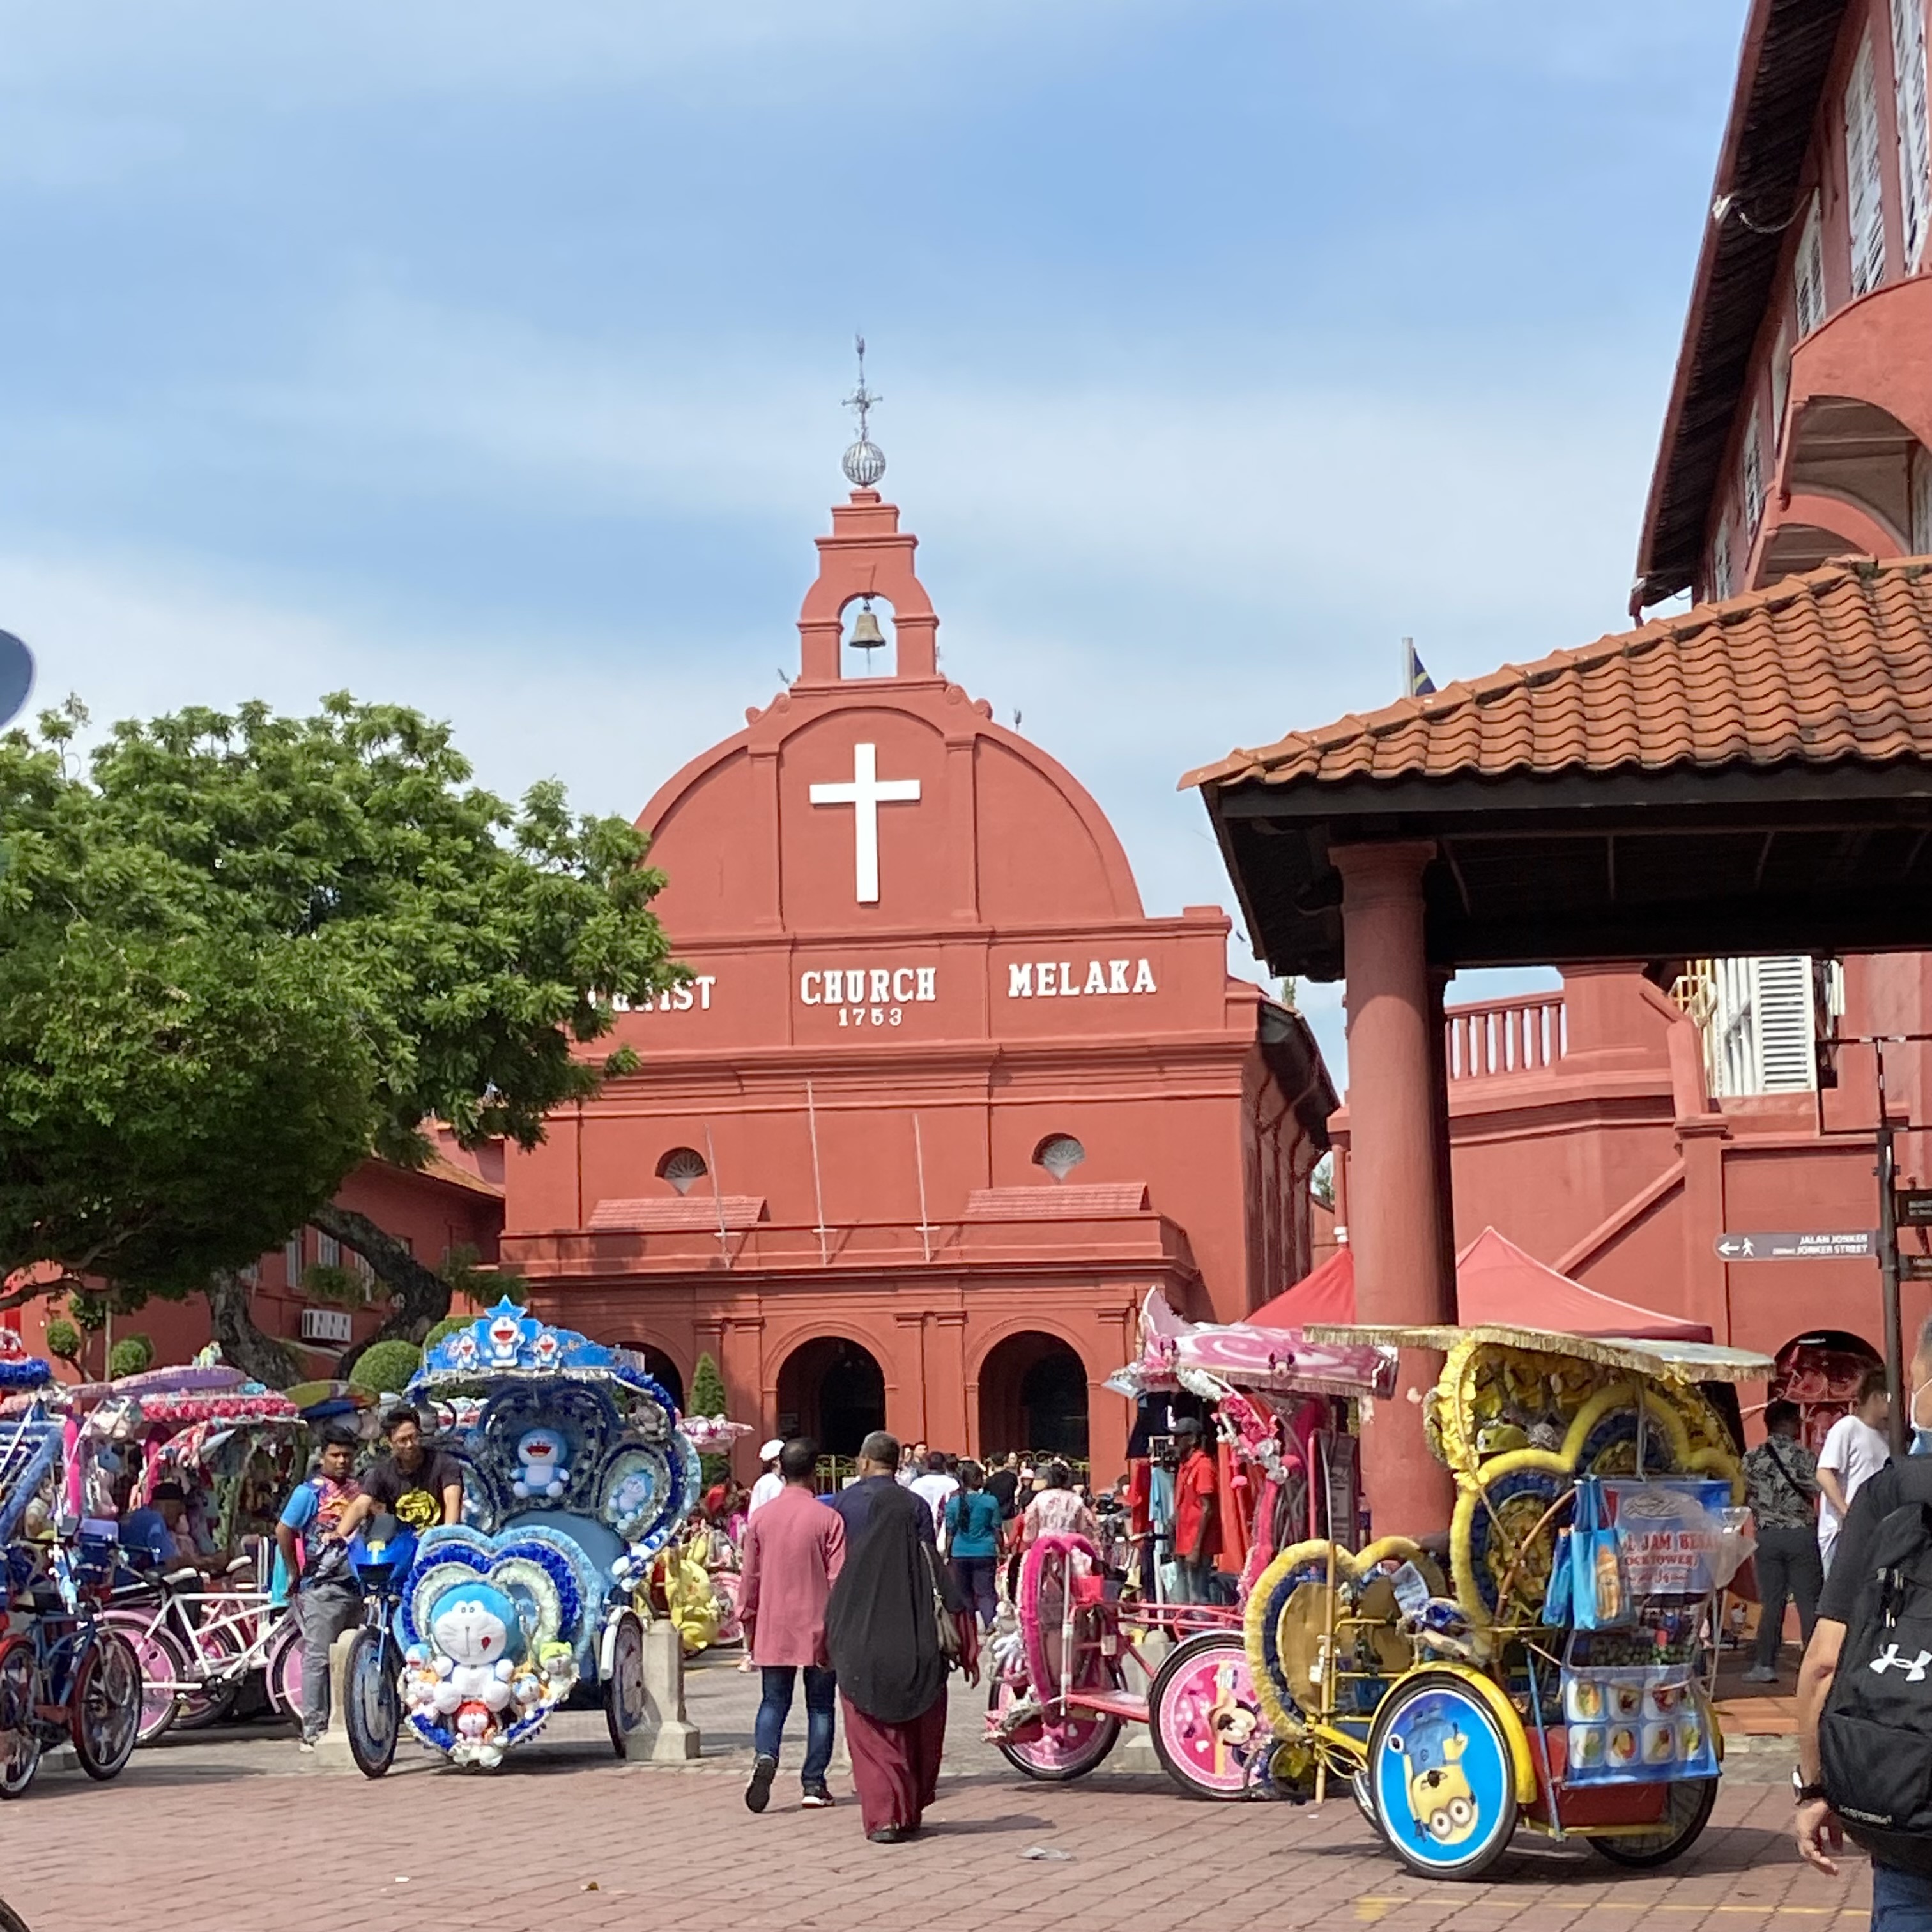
{"left": 70, "top": 1631, "right": 142, "bottom": 1781}
{"left": 263, "top": 1619, "right": 303, "bottom": 1723}
{"left": 1366, "top": 1672, "right": 1519, "bottom": 1880}
{"left": 1587, "top": 1776, "right": 1717, "bottom": 1868}
{"left": 96, "top": 1615, "right": 186, "bottom": 1745}
{"left": 1147, "top": 1632, "right": 1269, "bottom": 1801}
{"left": 604, "top": 1610, "right": 646, "bottom": 1759}
{"left": 986, "top": 1671, "right": 1120, "bottom": 1782}
{"left": 0, "top": 1640, "right": 42, "bottom": 1799}
{"left": 344, "top": 1629, "right": 400, "bottom": 1779}
{"left": 1351, "top": 1766, "right": 1383, "bottom": 1839}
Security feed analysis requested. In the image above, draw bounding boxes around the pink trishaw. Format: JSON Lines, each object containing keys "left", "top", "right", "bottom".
{"left": 986, "top": 1293, "right": 1395, "bottom": 1800}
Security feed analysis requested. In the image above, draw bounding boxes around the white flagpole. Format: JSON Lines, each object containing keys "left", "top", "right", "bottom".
{"left": 914, "top": 1114, "right": 932, "bottom": 1264}
{"left": 703, "top": 1124, "right": 730, "bottom": 1268}
{"left": 807, "top": 1081, "right": 829, "bottom": 1266}
{"left": 1401, "top": 635, "right": 1413, "bottom": 698}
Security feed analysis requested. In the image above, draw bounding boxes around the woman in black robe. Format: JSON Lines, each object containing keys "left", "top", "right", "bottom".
{"left": 825, "top": 1472, "right": 979, "bottom": 1841}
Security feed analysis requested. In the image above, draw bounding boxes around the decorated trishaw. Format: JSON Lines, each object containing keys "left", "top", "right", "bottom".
{"left": 349, "top": 1300, "right": 699, "bottom": 1772}
{"left": 986, "top": 1292, "right": 1398, "bottom": 1801}
{"left": 0, "top": 1333, "right": 144, "bottom": 1795}
{"left": 77, "top": 1364, "right": 305, "bottom": 1742}
{"left": 1239, "top": 1322, "right": 1763, "bottom": 1878}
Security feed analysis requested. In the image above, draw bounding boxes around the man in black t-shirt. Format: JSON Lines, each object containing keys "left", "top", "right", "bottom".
{"left": 334, "top": 1406, "right": 465, "bottom": 1544}
{"left": 985, "top": 1454, "right": 1021, "bottom": 1521}
{"left": 1795, "top": 1318, "right": 1932, "bottom": 1920}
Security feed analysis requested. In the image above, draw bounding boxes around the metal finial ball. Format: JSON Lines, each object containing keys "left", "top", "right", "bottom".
{"left": 843, "top": 438, "right": 886, "bottom": 487}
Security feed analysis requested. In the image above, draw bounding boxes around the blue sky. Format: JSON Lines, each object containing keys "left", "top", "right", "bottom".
{"left": 0, "top": 1, "right": 1744, "bottom": 1077}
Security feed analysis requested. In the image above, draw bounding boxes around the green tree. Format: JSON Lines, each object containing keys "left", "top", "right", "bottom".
{"left": 689, "top": 1352, "right": 730, "bottom": 1485}
{"left": 0, "top": 696, "right": 680, "bottom": 1384}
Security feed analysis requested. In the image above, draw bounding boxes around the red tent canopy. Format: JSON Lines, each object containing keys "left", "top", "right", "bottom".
{"left": 1249, "top": 1246, "right": 1355, "bottom": 1329}
{"left": 1250, "top": 1228, "right": 1710, "bottom": 1344}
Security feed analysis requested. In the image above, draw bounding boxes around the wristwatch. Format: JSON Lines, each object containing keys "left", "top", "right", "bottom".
{"left": 1793, "top": 1770, "right": 1828, "bottom": 1805}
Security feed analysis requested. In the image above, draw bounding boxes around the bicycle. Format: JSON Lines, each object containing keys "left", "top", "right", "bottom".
{"left": 101, "top": 1559, "right": 300, "bottom": 1744}
{"left": 342, "top": 1514, "right": 406, "bottom": 1779}
{"left": 0, "top": 1523, "right": 143, "bottom": 1797}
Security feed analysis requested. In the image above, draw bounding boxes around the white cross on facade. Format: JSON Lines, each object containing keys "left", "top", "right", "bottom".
{"left": 809, "top": 742, "right": 921, "bottom": 905}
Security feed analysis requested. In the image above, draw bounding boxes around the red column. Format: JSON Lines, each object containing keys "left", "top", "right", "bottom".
{"left": 1333, "top": 841, "right": 1456, "bottom": 1538}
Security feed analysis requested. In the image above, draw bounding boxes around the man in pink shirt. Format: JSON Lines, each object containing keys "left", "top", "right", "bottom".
{"left": 739, "top": 1437, "right": 846, "bottom": 1813}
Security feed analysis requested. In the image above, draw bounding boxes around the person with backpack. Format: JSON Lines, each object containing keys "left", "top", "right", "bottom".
{"left": 1742, "top": 1400, "right": 1823, "bottom": 1683}
{"left": 1795, "top": 1321, "right": 1931, "bottom": 1922}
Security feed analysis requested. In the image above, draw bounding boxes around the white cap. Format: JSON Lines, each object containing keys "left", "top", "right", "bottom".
{"left": 760, "top": 1438, "right": 785, "bottom": 1463}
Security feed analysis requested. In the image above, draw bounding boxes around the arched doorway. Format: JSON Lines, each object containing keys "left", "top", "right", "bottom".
{"left": 978, "top": 1331, "right": 1089, "bottom": 1461}
{"left": 629, "top": 1346, "right": 684, "bottom": 1413}
{"left": 776, "top": 1337, "right": 885, "bottom": 1456}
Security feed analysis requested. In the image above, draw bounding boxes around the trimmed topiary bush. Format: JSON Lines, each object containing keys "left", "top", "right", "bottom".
{"left": 348, "top": 1338, "right": 423, "bottom": 1396}
{"left": 107, "top": 1334, "right": 155, "bottom": 1379}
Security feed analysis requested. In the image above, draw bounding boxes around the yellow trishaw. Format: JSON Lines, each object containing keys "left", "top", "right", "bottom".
{"left": 1242, "top": 1323, "right": 1766, "bottom": 1880}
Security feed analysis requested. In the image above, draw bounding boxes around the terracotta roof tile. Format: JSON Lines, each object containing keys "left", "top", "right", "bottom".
{"left": 1181, "top": 560, "right": 1932, "bottom": 794}
{"left": 587, "top": 1195, "right": 767, "bottom": 1231}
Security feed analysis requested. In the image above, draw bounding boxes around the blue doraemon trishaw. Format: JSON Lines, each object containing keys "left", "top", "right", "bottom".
{"left": 351, "top": 1300, "right": 699, "bottom": 1774}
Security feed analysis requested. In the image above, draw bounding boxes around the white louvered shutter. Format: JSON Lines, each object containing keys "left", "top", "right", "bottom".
{"left": 1912, "top": 446, "right": 1932, "bottom": 552}
{"left": 1894, "top": 0, "right": 1931, "bottom": 268}
{"left": 1794, "top": 196, "right": 1827, "bottom": 335}
{"left": 1711, "top": 510, "right": 1735, "bottom": 600}
{"left": 1742, "top": 404, "right": 1765, "bottom": 535}
{"left": 1753, "top": 955, "right": 1818, "bottom": 1091}
{"left": 1771, "top": 324, "right": 1791, "bottom": 447}
{"left": 1848, "top": 37, "right": 1888, "bottom": 295}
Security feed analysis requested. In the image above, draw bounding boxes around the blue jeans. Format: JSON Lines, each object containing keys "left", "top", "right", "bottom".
{"left": 1874, "top": 1862, "right": 1932, "bottom": 1929}
{"left": 949, "top": 1554, "right": 998, "bottom": 1630}
{"left": 755, "top": 1664, "right": 836, "bottom": 1786}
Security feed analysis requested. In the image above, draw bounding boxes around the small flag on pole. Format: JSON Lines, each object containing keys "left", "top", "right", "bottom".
{"left": 1403, "top": 636, "right": 1436, "bottom": 698}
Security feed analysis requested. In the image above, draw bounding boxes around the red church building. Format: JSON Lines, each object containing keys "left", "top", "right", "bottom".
{"left": 500, "top": 464, "right": 1333, "bottom": 1482}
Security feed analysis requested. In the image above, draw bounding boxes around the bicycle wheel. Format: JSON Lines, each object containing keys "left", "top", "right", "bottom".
{"left": 70, "top": 1630, "right": 142, "bottom": 1782}
{"left": 263, "top": 1619, "right": 304, "bottom": 1724}
{"left": 0, "top": 1639, "right": 42, "bottom": 1800}
{"left": 344, "top": 1628, "right": 399, "bottom": 1779}
{"left": 171, "top": 1617, "right": 240, "bottom": 1731}
{"left": 96, "top": 1614, "right": 187, "bottom": 1746}
{"left": 603, "top": 1610, "right": 646, "bottom": 1759}
{"left": 986, "top": 1667, "right": 1121, "bottom": 1781}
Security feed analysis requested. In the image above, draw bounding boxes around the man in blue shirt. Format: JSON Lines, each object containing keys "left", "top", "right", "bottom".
{"left": 119, "top": 1482, "right": 197, "bottom": 1572}
{"left": 275, "top": 1427, "right": 362, "bottom": 1751}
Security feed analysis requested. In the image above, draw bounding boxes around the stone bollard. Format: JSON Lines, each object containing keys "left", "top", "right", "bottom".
{"left": 635, "top": 1618, "right": 700, "bottom": 1762}
{"left": 312, "top": 1629, "right": 360, "bottom": 1771}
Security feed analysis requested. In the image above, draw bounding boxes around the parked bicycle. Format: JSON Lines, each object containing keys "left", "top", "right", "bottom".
{"left": 102, "top": 1556, "right": 302, "bottom": 1744}
{"left": 0, "top": 1523, "right": 144, "bottom": 1797}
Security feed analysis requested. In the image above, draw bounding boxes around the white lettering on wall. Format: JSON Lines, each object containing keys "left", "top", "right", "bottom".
{"left": 1006, "top": 958, "right": 1158, "bottom": 999}
{"left": 619, "top": 974, "right": 717, "bottom": 1014}
{"left": 798, "top": 962, "right": 940, "bottom": 1025}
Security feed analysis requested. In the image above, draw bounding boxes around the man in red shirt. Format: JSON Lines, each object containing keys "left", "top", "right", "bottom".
{"left": 1170, "top": 1417, "right": 1220, "bottom": 1604}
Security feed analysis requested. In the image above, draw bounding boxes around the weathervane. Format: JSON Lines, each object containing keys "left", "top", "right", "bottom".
{"left": 842, "top": 334, "right": 886, "bottom": 489}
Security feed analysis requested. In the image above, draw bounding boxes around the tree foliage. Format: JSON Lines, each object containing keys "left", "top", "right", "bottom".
{"left": 349, "top": 1338, "right": 423, "bottom": 1396}
{"left": 689, "top": 1351, "right": 730, "bottom": 1484}
{"left": 107, "top": 1333, "right": 155, "bottom": 1379}
{"left": 0, "top": 695, "right": 681, "bottom": 1377}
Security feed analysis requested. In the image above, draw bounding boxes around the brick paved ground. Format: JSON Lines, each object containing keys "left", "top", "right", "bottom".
{"left": 0, "top": 1656, "right": 1870, "bottom": 1932}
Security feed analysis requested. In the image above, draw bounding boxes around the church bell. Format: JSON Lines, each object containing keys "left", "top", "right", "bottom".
{"left": 848, "top": 602, "right": 886, "bottom": 652}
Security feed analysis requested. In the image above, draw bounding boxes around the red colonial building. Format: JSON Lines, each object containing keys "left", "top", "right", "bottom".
{"left": 500, "top": 473, "right": 1333, "bottom": 1482}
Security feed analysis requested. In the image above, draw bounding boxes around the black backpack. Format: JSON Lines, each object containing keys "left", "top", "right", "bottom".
{"left": 1821, "top": 1460, "right": 1932, "bottom": 1874}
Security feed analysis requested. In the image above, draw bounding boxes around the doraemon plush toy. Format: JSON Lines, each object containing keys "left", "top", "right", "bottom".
{"left": 425, "top": 1583, "right": 525, "bottom": 1754}
{"left": 512, "top": 1427, "right": 571, "bottom": 1499}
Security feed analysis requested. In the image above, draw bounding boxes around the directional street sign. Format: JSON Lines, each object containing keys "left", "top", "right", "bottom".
{"left": 1903, "top": 1255, "right": 1932, "bottom": 1284}
{"left": 1713, "top": 1230, "right": 1877, "bottom": 1261}
{"left": 1899, "top": 1190, "right": 1932, "bottom": 1228}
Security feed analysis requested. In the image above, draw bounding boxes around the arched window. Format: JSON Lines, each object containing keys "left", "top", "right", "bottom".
{"left": 657, "top": 1147, "right": 709, "bottom": 1196}
{"left": 1032, "top": 1134, "right": 1085, "bottom": 1183}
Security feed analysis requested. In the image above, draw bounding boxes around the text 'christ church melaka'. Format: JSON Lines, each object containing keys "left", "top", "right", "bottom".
{"left": 502, "top": 445, "right": 1332, "bottom": 1481}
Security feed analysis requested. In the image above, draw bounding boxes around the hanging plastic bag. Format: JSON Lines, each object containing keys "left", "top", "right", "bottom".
{"left": 1542, "top": 1524, "right": 1575, "bottom": 1626}
{"left": 1568, "top": 1475, "right": 1630, "bottom": 1630}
